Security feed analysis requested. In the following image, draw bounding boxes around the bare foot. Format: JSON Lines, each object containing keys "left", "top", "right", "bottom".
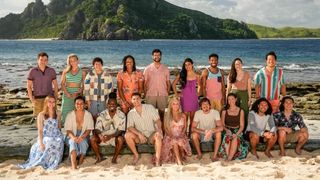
{"left": 211, "top": 156, "right": 218, "bottom": 162}
{"left": 131, "top": 155, "right": 139, "bottom": 165}
{"left": 196, "top": 154, "right": 203, "bottom": 160}
{"left": 111, "top": 158, "right": 117, "bottom": 164}
{"left": 94, "top": 156, "right": 106, "bottom": 164}
{"left": 295, "top": 148, "right": 302, "bottom": 155}
{"left": 155, "top": 160, "right": 161, "bottom": 167}
{"left": 279, "top": 150, "right": 286, "bottom": 156}
{"left": 251, "top": 150, "right": 259, "bottom": 159}
{"left": 264, "top": 150, "right": 273, "bottom": 158}
{"left": 79, "top": 155, "right": 85, "bottom": 165}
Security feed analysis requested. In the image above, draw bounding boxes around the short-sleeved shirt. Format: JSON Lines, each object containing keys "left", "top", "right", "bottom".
{"left": 194, "top": 109, "right": 220, "bottom": 130}
{"left": 27, "top": 66, "right": 57, "bottom": 97}
{"left": 116, "top": 70, "right": 144, "bottom": 101}
{"left": 127, "top": 104, "right": 160, "bottom": 137}
{"left": 254, "top": 67, "right": 284, "bottom": 100}
{"left": 273, "top": 111, "right": 307, "bottom": 130}
{"left": 95, "top": 109, "right": 126, "bottom": 135}
{"left": 143, "top": 63, "right": 170, "bottom": 96}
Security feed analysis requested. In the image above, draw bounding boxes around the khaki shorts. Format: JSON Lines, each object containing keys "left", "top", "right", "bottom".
{"left": 33, "top": 98, "right": 45, "bottom": 117}
{"left": 210, "top": 99, "right": 223, "bottom": 112}
{"left": 286, "top": 131, "right": 299, "bottom": 143}
{"left": 146, "top": 96, "right": 168, "bottom": 111}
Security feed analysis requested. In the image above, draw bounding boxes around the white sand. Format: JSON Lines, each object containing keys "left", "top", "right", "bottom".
{"left": 1, "top": 149, "right": 320, "bottom": 180}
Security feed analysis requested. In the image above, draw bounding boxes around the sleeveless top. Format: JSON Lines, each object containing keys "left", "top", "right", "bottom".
{"left": 230, "top": 71, "right": 250, "bottom": 90}
{"left": 225, "top": 109, "right": 241, "bottom": 127}
{"left": 66, "top": 68, "right": 82, "bottom": 89}
{"left": 206, "top": 68, "right": 223, "bottom": 100}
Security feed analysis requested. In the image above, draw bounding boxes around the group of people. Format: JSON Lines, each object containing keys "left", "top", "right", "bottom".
{"left": 18, "top": 49, "right": 309, "bottom": 170}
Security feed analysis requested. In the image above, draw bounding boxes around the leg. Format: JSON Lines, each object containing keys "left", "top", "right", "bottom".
{"left": 278, "top": 130, "right": 287, "bottom": 156}
{"left": 70, "top": 150, "right": 77, "bottom": 170}
{"left": 191, "top": 132, "right": 202, "bottom": 159}
{"left": 189, "top": 111, "right": 195, "bottom": 137}
{"left": 125, "top": 131, "right": 140, "bottom": 165}
{"left": 295, "top": 130, "right": 309, "bottom": 155}
{"left": 112, "top": 136, "right": 124, "bottom": 164}
{"left": 152, "top": 132, "right": 163, "bottom": 166}
{"left": 227, "top": 138, "right": 238, "bottom": 161}
{"left": 90, "top": 134, "right": 103, "bottom": 164}
{"left": 78, "top": 139, "right": 89, "bottom": 165}
{"left": 249, "top": 132, "right": 260, "bottom": 159}
{"left": 173, "top": 144, "right": 182, "bottom": 165}
{"left": 158, "top": 109, "right": 165, "bottom": 133}
{"left": 265, "top": 134, "right": 277, "bottom": 158}
{"left": 212, "top": 131, "right": 221, "bottom": 161}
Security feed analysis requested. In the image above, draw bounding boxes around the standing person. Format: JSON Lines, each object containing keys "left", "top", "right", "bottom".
{"left": 90, "top": 92, "right": 126, "bottom": 164}
{"left": 218, "top": 93, "right": 248, "bottom": 160}
{"left": 27, "top": 52, "right": 58, "bottom": 120}
{"left": 172, "top": 58, "right": 200, "bottom": 136}
{"left": 117, "top": 55, "right": 144, "bottom": 114}
{"left": 65, "top": 96, "right": 94, "bottom": 170}
{"left": 191, "top": 98, "right": 223, "bottom": 161}
{"left": 18, "top": 96, "right": 64, "bottom": 170}
{"left": 61, "top": 54, "right": 86, "bottom": 125}
{"left": 274, "top": 96, "right": 309, "bottom": 156}
{"left": 246, "top": 98, "right": 277, "bottom": 159}
{"left": 201, "top": 53, "right": 226, "bottom": 112}
{"left": 84, "top": 57, "right": 113, "bottom": 119}
{"left": 125, "top": 93, "right": 163, "bottom": 166}
{"left": 254, "top": 51, "right": 286, "bottom": 113}
{"left": 161, "top": 96, "right": 192, "bottom": 165}
{"left": 227, "top": 58, "right": 251, "bottom": 128}
{"left": 144, "top": 49, "right": 170, "bottom": 122}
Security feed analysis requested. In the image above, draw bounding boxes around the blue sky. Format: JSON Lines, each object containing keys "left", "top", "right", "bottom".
{"left": 1, "top": 0, "right": 319, "bottom": 28}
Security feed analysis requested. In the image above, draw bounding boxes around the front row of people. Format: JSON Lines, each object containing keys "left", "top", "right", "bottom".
{"left": 19, "top": 93, "right": 309, "bottom": 170}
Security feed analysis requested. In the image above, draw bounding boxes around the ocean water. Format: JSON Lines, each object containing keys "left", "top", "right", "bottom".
{"left": 0, "top": 39, "right": 319, "bottom": 89}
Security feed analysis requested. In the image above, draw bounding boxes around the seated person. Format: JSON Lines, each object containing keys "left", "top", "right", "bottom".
{"left": 246, "top": 98, "right": 277, "bottom": 158}
{"left": 125, "top": 93, "right": 163, "bottom": 166}
{"left": 274, "top": 96, "right": 309, "bottom": 156}
{"left": 191, "top": 98, "right": 223, "bottom": 161}
{"left": 65, "top": 96, "right": 94, "bottom": 169}
{"left": 161, "top": 96, "right": 192, "bottom": 165}
{"left": 90, "top": 92, "right": 126, "bottom": 164}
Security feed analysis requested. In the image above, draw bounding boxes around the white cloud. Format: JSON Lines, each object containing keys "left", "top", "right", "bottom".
{"left": 0, "top": 0, "right": 319, "bottom": 28}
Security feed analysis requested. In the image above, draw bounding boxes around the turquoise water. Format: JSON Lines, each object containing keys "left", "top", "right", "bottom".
{"left": 0, "top": 39, "right": 319, "bottom": 88}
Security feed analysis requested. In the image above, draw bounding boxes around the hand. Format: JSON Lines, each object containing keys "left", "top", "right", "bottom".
{"left": 77, "top": 136, "right": 85, "bottom": 143}
{"left": 72, "top": 92, "right": 79, "bottom": 98}
{"left": 226, "top": 129, "right": 232, "bottom": 136}
{"left": 232, "top": 134, "right": 237, "bottom": 139}
{"left": 156, "top": 130, "right": 163, "bottom": 139}
{"left": 103, "top": 135, "right": 111, "bottom": 142}
{"left": 263, "top": 132, "right": 272, "bottom": 139}
{"left": 65, "top": 92, "right": 72, "bottom": 98}
{"left": 39, "top": 143, "right": 45, "bottom": 151}
{"left": 138, "top": 133, "right": 147, "bottom": 144}
{"left": 204, "top": 130, "right": 213, "bottom": 141}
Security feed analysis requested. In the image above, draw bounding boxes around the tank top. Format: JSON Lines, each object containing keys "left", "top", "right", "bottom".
{"left": 225, "top": 109, "right": 241, "bottom": 127}
{"left": 206, "top": 68, "right": 223, "bottom": 100}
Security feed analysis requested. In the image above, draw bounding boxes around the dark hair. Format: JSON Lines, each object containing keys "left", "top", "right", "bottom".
{"left": 251, "top": 98, "right": 272, "bottom": 115}
{"left": 199, "top": 97, "right": 211, "bottom": 107}
{"left": 179, "top": 58, "right": 193, "bottom": 89}
{"left": 107, "top": 92, "right": 117, "bottom": 104}
{"left": 131, "top": 92, "right": 141, "bottom": 98}
{"left": 279, "top": 96, "right": 295, "bottom": 112}
{"left": 229, "top": 58, "right": 243, "bottom": 84}
{"left": 38, "top": 52, "right": 48, "bottom": 59}
{"left": 74, "top": 96, "right": 85, "bottom": 103}
{"left": 225, "top": 93, "right": 239, "bottom": 109}
{"left": 122, "top": 55, "right": 136, "bottom": 72}
{"left": 265, "top": 51, "right": 277, "bottom": 61}
{"left": 92, "top": 57, "right": 103, "bottom": 66}
{"left": 209, "top": 53, "right": 219, "bottom": 60}
{"left": 152, "top": 49, "right": 162, "bottom": 55}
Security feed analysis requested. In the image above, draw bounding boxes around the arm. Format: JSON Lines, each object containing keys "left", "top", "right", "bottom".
{"left": 201, "top": 69, "right": 208, "bottom": 97}
{"left": 60, "top": 70, "right": 71, "bottom": 98}
{"left": 172, "top": 74, "right": 180, "bottom": 97}
{"left": 52, "top": 79, "right": 59, "bottom": 99}
{"left": 191, "top": 121, "right": 205, "bottom": 135}
{"left": 138, "top": 72, "right": 144, "bottom": 95}
{"left": 255, "top": 85, "right": 261, "bottom": 99}
{"left": 83, "top": 73, "right": 91, "bottom": 108}
{"left": 281, "top": 84, "right": 286, "bottom": 97}
{"left": 234, "top": 110, "right": 245, "bottom": 137}
{"left": 220, "top": 69, "right": 226, "bottom": 105}
{"left": 196, "top": 74, "right": 201, "bottom": 96}
{"left": 267, "top": 114, "right": 277, "bottom": 133}
{"left": 212, "top": 120, "right": 223, "bottom": 133}
{"left": 247, "top": 72, "right": 252, "bottom": 104}
{"left": 27, "top": 80, "right": 34, "bottom": 104}
{"left": 117, "top": 77, "right": 129, "bottom": 107}
{"left": 37, "top": 113, "right": 45, "bottom": 151}
{"left": 247, "top": 112, "right": 264, "bottom": 136}
{"left": 166, "top": 80, "right": 171, "bottom": 95}
{"left": 226, "top": 75, "right": 231, "bottom": 99}
{"left": 77, "top": 69, "right": 86, "bottom": 95}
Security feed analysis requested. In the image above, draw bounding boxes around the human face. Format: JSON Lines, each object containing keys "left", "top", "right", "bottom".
{"left": 284, "top": 98, "right": 294, "bottom": 111}
{"left": 152, "top": 52, "right": 161, "bottom": 63}
{"left": 69, "top": 56, "right": 78, "bottom": 68}
{"left": 38, "top": 56, "right": 48, "bottom": 68}
{"left": 258, "top": 101, "right": 269, "bottom": 114}
{"left": 75, "top": 99, "right": 85, "bottom": 111}
{"left": 131, "top": 95, "right": 141, "bottom": 107}
{"left": 125, "top": 58, "right": 134, "bottom": 71}
{"left": 94, "top": 61, "right": 103, "bottom": 72}
{"left": 107, "top": 99, "right": 117, "bottom": 112}
{"left": 184, "top": 61, "right": 193, "bottom": 72}
{"left": 227, "top": 95, "right": 237, "bottom": 106}
{"left": 209, "top": 57, "right": 218, "bottom": 68}
{"left": 266, "top": 55, "right": 276, "bottom": 68}
{"left": 201, "top": 101, "right": 211, "bottom": 113}
{"left": 234, "top": 60, "right": 243, "bottom": 72}
{"left": 47, "top": 98, "right": 56, "bottom": 109}
{"left": 171, "top": 99, "right": 180, "bottom": 112}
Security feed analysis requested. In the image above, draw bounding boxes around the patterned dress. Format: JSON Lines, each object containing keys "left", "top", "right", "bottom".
{"left": 18, "top": 118, "right": 64, "bottom": 170}
{"left": 61, "top": 68, "right": 82, "bottom": 124}
{"left": 161, "top": 117, "right": 192, "bottom": 163}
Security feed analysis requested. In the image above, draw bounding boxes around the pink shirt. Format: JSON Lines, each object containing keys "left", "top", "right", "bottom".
{"left": 143, "top": 63, "right": 170, "bottom": 96}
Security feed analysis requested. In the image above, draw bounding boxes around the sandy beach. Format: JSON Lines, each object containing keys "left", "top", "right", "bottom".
{"left": 1, "top": 149, "right": 320, "bottom": 180}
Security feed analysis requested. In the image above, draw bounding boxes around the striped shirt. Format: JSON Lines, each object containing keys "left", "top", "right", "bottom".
{"left": 127, "top": 104, "right": 160, "bottom": 137}
{"left": 254, "top": 67, "right": 284, "bottom": 100}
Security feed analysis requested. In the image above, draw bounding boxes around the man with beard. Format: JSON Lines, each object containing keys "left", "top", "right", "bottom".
{"left": 90, "top": 92, "right": 126, "bottom": 164}
{"left": 201, "top": 53, "right": 226, "bottom": 112}
{"left": 143, "top": 49, "right": 170, "bottom": 124}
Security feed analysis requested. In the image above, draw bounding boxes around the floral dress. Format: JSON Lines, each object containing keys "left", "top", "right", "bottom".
{"left": 161, "top": 117, "right": 192, "bottom": 163}
{"left": 18, "top": 118, "right": 64, "bottom": 170}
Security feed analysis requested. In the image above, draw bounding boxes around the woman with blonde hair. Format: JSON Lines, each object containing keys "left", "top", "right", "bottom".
{"left": 161, "top": 96, "right": 192, "bottom": 165}
{"left": 19, "top": 96, "right": 64, "bottom": 170}
{"left": 61, "top": 54, "right": 86, "bottom": 124}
